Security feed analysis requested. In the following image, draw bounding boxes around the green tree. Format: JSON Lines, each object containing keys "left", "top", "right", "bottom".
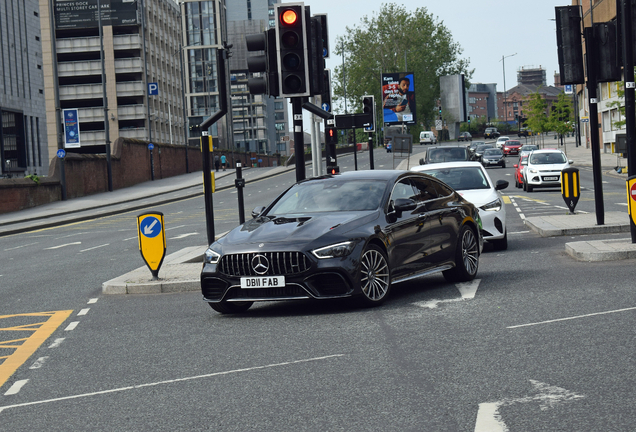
{"left": 525, "top": 91, "right": 549, "bottom": 144}
{"left": 548, "top": 92, "right": 573, "bottom": 137}
{"left": 332, "top": 3, "right": 473, "bottom": 137}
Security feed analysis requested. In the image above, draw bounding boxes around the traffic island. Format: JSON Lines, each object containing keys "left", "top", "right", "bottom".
{"left": 565, "top": 238, "right": 636, "bottom": 261}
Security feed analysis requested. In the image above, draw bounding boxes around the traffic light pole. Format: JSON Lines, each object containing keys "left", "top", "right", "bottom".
{"left": 368, "top": 132, "right": 374, "bottom": 169}
{"left": 583, "top": 26, "right": 605, "bottom": 226}
{"left": 353, "top": 128, "right": 358, "bottom": 170}
{"left": 293, "top": 98, "right": 306, "bottom": 182}
{"left": 620, "top": 0, "right": 636, "bottom": 242}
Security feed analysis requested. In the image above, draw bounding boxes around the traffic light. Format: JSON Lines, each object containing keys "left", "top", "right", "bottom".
{"left": 315, "top": 14, "right": 329, "bottom": 58}
{"left": 555, "top": 6, "right": 585, "bottom": 85}
{"left": 326, "top": 126, "right": 338, "bottom": 145}
{"left": 593, "top": 22, "right": 621, "bottom": 83}
{"left": 468, "top": 118, "right": 471, "bottom": 124}
{"left": 308, "top": 14, "right": 325, "bottom": 95}
{"left": 362, "top": 95, "right": 375, "bottom": 132}
{"left": 321, "top": 69, "right": 332, "bottom": 113}
{"left": 275, "top": 4, "right": 310, "bottom": 97}
{"left": 245, "top": 29, "right": 278, "bottom": 96}
{"left": 328, "top": 166, "right": 340, "bottom": 175}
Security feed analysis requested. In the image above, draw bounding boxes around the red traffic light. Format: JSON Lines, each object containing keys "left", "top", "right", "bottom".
{"left": 281, "top": 9, "right": 298, "bottom": 25}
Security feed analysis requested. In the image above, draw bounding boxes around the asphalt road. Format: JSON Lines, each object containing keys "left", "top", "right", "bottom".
{"left": 1, "top": 147, "right": 635, "bottom": 431}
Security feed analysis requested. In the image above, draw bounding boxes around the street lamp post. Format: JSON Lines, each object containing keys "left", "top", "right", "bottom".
{"left": 500, "top": 53, "right": 517, "bottom": 124}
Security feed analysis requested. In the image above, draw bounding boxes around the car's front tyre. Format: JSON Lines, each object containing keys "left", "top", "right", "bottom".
{"left": 443, "top": 225, "right": 479, "bottom": 283}
{"left": 208, "top": 301, "right": 253, "bottom": 314}
{"left": 358, "top": 244, "right": 391, "bottom": 306}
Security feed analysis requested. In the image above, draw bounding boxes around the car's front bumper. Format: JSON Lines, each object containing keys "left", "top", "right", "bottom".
{"left": 478, "top": 207, "right": 506, "bottom": 241}
{"left": 526, "top": 171, "right": 562, "bottom": 187}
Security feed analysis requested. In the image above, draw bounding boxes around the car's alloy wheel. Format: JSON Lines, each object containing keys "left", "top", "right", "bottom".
{"left": 359, "top": 245, "right": 391, "bottom": 305}
{"left": 443, "top": 225, "right": 479, "bottom": 282}
{"left": 208, "top": 301, "right": 253, "bottom": 314}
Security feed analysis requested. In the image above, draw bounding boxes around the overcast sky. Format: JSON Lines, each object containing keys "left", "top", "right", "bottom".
{"left": 297, "top": 0, "right": 568, "bottom": 92}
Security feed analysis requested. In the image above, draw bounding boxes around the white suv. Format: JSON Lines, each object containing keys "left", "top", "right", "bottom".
{"left": 523, "top": 149, "right": 573, "bottom": 192}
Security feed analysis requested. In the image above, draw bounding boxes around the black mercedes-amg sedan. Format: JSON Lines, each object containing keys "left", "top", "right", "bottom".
{"left": 201, "top": 170, "right": 483, "bottom": 314}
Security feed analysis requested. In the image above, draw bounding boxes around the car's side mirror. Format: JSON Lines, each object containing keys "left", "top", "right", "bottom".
{"left": 495, "top": 180, "right": 509, "bottom": 191}
{"left": 390, "top": 198, "right": 417, "bottom": 219}
{"left": 569, "top": 160, "right": 574, "bottom": 165}
{"left": 419, "top": 158, "right": 426, "bottom": 165}
{"left": 513, "top": 164, "right": 518, "bottom": 168}
{"left": 251, "top": 206, "right": 266, "bottom": 218}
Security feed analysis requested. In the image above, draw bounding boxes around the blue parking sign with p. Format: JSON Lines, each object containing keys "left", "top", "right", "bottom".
{"left": 148, "top": 82, "right": 158, "bottom": 95}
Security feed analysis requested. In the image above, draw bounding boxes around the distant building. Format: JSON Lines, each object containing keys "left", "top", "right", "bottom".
{"left": 467, "top": 83, "right": 498, "bottom": 122}
{"left": 227, "top": 0, "right": 289, "bottom": 155}
{"left": 1, "top": 0, "right": 48, "bottom": 177}
{"left": 498, "top": 84, "right": 563, "bottom": 123}
{"left": 517, "top": 66, "right": 547, "bottom": 87}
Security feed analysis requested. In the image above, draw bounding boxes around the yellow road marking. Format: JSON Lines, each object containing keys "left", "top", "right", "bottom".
{"left": 0, "top": 310, "right": 73, "bottom": 388}
{"left": 502, "top": 196, "right": 512, "bottom": 204}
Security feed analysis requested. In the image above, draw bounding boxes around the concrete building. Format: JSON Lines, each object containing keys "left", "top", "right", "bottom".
{"left": 226, "top": 0, "right": 289, "bottom": 155}
{"left": 38, "top": 0, "right": 187, "bottom": 175}
{"left": 1, "top": 0, "right": 48, "bottom": 177}
{"left": 517, "top": 66, "right": 547, "bottom": 87}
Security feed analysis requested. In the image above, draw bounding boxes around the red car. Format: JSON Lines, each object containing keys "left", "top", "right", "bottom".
{"left": 503, "top": 139, "right": 522, "bottom": 156}
{"left": 513, "top": 154, "right": 528, "bottom": 188}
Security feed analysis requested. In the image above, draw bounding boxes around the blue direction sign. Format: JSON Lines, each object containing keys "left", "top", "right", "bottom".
{"left": 322, "top": 102, "right": 330, "bottom": 112}
{"left": 148, "top": 143, "right": 154, "bottom": 150}
{"left": 56, "top": 149, "right": 66, "bottom": 159}
{"left": 137, "top": 212, "right": 166, "bottom": 278}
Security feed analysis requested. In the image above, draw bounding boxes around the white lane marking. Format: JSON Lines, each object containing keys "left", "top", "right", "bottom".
{"left": 164, "top": 225, "right": 186, "bottom": 231}
{"left": 64, "top": 321, "right": 79, "bottom": 331}
{"left": 79, "top": 244, "right": 109, "bottom": 253}
{"left": 48, "top": 338, "right": 66, "bottom": 348}
{"left": 77, "top": 308, "right": 90, "bottom": 316}
{"left": 509, "top": 231, "right": 529, "bottom": 235}
{"left": 474, "top": 380, "right": 585, "bottom": 432}
{"left": 555, "top": 206, "right": 569, "bottom": 210}
{"left": 515, "top": 207, "right": 522, "bottom": 213}
{"left": 4, "top": 242, "right": 39, "bottom": 251}
{"left": 45, "top": 242, "right": 81, "bottom": 250}
{"left": 29, "top": 356, "right": 49, "bottom": 369}
{"left": 508, "top": 306, "right": 636, "bottom": 329}
{"left": 4, "top": 380, "right": 29, "bottom": 396}
{"left": 617, "top": 203, "right": 628, "bottom": 206}
{"left": 169, "top": 233, "right": 199, "bottom": 240}
{"left": 88, "top": 298, "right": 98, "bottom": 304}
{"left": 0, "top": 355, "right": 344, "bottom": 413}
{"left": 123, "top": 236, "right": 137, "bottom": 241}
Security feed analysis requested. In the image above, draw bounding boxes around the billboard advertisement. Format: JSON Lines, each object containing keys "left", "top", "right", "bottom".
{"left": 55, "top": 0, "right": 139, "bottom": 30}
{"left": 63, "top": 109, "right": 81, "bottom": 148}
{"left": 382, "top": 72, "right": 416, "bottom": 125}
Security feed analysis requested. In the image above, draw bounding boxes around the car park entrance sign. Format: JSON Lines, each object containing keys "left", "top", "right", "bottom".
{"left": 137, "top": 212, "right": 166, "bottom": 279}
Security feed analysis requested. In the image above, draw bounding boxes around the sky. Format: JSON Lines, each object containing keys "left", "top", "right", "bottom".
{"left": 297, "top": 0, "right": 568, "bottom": 93}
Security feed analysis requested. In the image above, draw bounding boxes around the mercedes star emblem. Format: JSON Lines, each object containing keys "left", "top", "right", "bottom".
{"left": 251, "top": 254, "right": 270, "bottom": 275}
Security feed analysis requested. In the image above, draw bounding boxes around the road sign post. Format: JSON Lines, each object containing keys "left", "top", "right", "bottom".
{"left": 137, "top": 212, "right": 166, "bottom": 280}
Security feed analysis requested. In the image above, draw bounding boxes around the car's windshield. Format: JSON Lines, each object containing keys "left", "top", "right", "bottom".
{"left": 421, "top": 167, "right": 489, "bottom": 190}
{"left": 521, "top": 145, "right": 538, "bottom": 151}
{"left": 268, "top": 179, "right": 388, "bottom": 214}
{"left": 529, "top": 152, "right": 567, "bottom": 164}
{"left": 506, "top": 141, "right": 520, "bottom": 146}
{"left": 476, "top": 145, "right": 493, "bottom": 152}
{"left": 484, "top": 149, "right": 502, "bottom": 156}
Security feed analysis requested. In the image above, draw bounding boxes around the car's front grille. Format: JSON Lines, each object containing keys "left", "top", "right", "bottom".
{"left": 218, "top": 252, "right": 310, "bottom": 276}
{"left": 201, "top": 277, "right": 229, "bottom": 301}
{"left": 225, "top": 286, "right": 310, "bottom": 300}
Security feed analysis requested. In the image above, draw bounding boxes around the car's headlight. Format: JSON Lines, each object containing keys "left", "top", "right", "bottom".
{"left": 481, "top": 198, "right": 503, "bottom": 212}
{"left": 204, "top": 248, "right": 221, "bottom": 264}
{"left": 529, "top": 168, "right": 538, "bottom": 173}
{"left": 312, "top": 241, "right": 356, "bottom": 259}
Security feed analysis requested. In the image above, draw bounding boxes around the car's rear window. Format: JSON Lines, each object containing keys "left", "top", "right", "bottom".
{"left": 420, "top": 167, "right": 490, "bottom": 191}
{"left": 427, "top": 148, "right": 468, "bottom": 162}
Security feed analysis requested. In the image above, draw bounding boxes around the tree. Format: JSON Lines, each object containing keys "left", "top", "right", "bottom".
{"left": 548, "top": 92, "right": 573, "bottom": 136}
{"left": 331, "top": 3, "right": 473, "bottom": 137}
{"left": 525, "top": 91, "right": 549, "bottom": 145}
